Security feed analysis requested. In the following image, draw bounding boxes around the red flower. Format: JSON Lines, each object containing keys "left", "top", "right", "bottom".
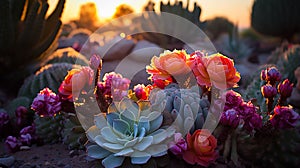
{"left": 183, "top": 129, "right": 218, "bottom": 167}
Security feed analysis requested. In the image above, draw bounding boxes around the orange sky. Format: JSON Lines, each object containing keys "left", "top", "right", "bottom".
{"left": 49, "top": 0, "right": 254, "bottom": 29}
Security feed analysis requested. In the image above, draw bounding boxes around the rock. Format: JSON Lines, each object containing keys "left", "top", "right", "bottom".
{"left": 100, "top": 37, "right": 135, "bottom": 61}
{"left": 0, "top": 156, "right": 15, "bottom": 167}
{"left": 294, "top": 67, "right": 300, "bottom": 90}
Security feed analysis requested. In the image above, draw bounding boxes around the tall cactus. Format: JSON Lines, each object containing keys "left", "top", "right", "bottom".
{"left": 0, "top": 0, "right": 65, "bottom": 95}
{"left": 251, "top": 0, "right": 300, "bottom": 41}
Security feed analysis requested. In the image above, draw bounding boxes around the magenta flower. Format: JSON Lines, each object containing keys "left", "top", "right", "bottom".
{"left": 265, "top": 67, "right": 281, "bottom": 84}
{"left": 243, "top": 112, "right": 263, "bottom": 132}
{"left": 31, "top": 88, "right": 61, "bottom": 117}
{"left": 224, "top": 90, "right": 243, "bottom": 111}
{"left": 0, "top": 111, "right": 9, "bottom": 127}
{"left": 5, "top": 136, "right": 21, "bottom": 153}
{"left": 270, "top": 106, "right": 300, "bottom": 129}
{"left": 278, "top": 79, "right": 293, "bottom": 99}
{"left": 20, "top": 125, "right": 35, "bottom": 136}
{"left": 261, "top": 84, "right": 277, "bottom": 98}
{"left": 220, "top": 109, "right": 241, "bottom": 128}
{"left": 15, "top": 106, "right": 28, "bottom": 126}
{"left": 89, "top": 54, "right": 102, "bottom": 69}
{"left": 169, "top": 133, "right": 187, "bottom": 156}
{"left": 133, "top": 84, "right": 147, "bottom": 100}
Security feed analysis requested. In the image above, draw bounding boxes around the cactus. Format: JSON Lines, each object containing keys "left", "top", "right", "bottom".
{"left": 238, "top": 128, "right": 300, "bottom": 167}
{"left": 205, "top": 17, "right": 234, "bottom": 40}
{"left": 43, "top": 47, "right": 89, "bottom": 66}
{"left": 135, "top": 0, "right": 206, "bottom": 50}
{"left": 34, "top": 114, "right": 64, "bottom": 144}
{"left": 159, "top": 0, "right": 205, "bottom": 28}
{"left": 63, "top": 113, "right": 87, "bottom": 150}
{"left": 280, "top": 45, "right": 300, "bottom": 84}
{"left": 251, "top": 0, "right": 300, "bottom": 41}
{"left": 18, "top": 63, "right": 80, "bottom": 100}
{"left": 0, "top": 0, "right": 66, "bottom": 95}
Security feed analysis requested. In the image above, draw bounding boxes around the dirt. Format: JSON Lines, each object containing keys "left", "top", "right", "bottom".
{"left": 0, "top": 143, "right": 97, "bottom": 168}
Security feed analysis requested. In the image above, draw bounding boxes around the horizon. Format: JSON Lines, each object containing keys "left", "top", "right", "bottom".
{"left": 48, "top": 0, "right": 254, "bottom": 29}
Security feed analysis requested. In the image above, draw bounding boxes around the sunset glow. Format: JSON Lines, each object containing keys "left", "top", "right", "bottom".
{"left": 48, "top": 0, "right": 254, "bottom": 28}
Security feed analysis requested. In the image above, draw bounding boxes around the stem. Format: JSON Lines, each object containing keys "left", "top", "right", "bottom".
{"left": 266, "top": 98, "right": 274, "bottom": 115}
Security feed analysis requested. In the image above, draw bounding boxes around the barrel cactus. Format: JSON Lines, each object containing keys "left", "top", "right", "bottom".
{"left": 251, "top": 0, "right": 300, "bottom": 41}
{"left": 63, "top": 114, "right": 87, "bottom": 149}
{"left": 18, "top": 63, "right": 80, "bottom": 100}
{"left": 34, "top": 114, "right": 64, "bottom": 144}
{"left": 43, "top": 47, "right": 89, "bottom": 66}
{"left": 149, "top": 84, "right": 209, "bottom": 134}
{"left": 86, "top": 98, "right": 176, "bottom": 167}
{"left": 0, "top": 0, "right": 65, "bottom": 95}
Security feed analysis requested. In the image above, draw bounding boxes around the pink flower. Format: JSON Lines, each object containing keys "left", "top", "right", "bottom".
{"left": 146, "top": 50, "right": 192, "bottom": 82}
{"left": 183, "top": 129, "right": 218, "bottom": 167}
{"left": 111, "top": 77, "right": 131, "bottom": 101}
{"left": 191, "top": 53, "right": 240, "bottom": 90}
{"left": 270, "top": 106, "right": 300, "bottom": 129}
{"left": 260, "top": 69, "right": 267, "bottom": 81}
{"left": 31, "top": 88, "right": 61, "bottom": 117}
{"left": 169, "top": 133, "right": 187, "bottom": 156}
{"left": 59, "top": 66, "right": 94, "bottom": 100}
{"left": 261, "top": 84, "right": 277, "bottom": 98}
{"left": 239, "top": 102, "right": 262, "bottom": 132}
{"left": 278, "top": 79, "right": 293, "bottom": 99}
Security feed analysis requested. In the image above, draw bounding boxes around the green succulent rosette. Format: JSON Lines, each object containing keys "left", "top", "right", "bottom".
{"left": 86, "top": 98, "right": 176, "bottom": 168}
{"left": 149, "top": 85, "right": 209, "bottom": 134}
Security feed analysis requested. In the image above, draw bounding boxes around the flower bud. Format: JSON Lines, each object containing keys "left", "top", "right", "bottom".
{"left": 278, "top": 79, "right": 293, "bottom": 98}
{"left": 15, "top": 106, "right": 28, "bottom": 126}
{"left": 89, "top": 54, "right": 102, "bottom": 69}
{"left": 261, "top": 84, "right": 277, "bottom": 98}
{"left": 266, "top": 67, "right": 281, "bottom": 84}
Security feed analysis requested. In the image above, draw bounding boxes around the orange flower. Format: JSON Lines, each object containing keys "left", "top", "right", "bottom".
{"left": 146, "top": 50, "right": 192, "bottom": 81}
{"left": 191, "top": 53, "right": 240, "bottom": 89}
{"left": 59, "top": 66, "right": 94, "bottom": 100}
{"left": 183, "top": 129, "right": 218, "bottom": 167}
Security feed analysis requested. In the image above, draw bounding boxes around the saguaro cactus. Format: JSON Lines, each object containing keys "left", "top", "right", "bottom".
{"left": 251, "top": 0, "right": 300, "bottom": 41}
